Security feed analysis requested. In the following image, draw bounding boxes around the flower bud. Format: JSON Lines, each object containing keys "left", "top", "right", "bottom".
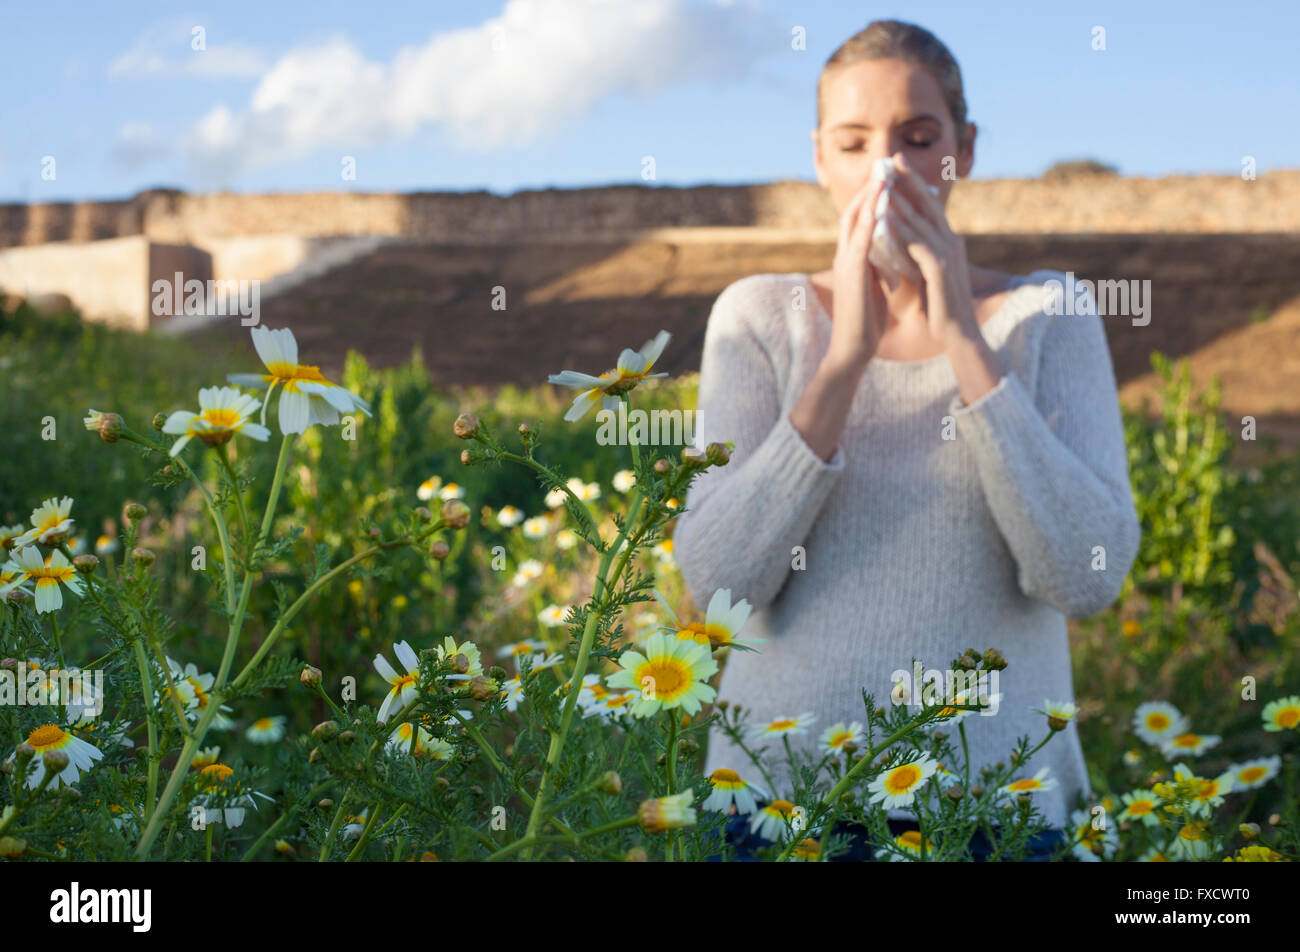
{"left": 1269, "top": 813, "right": 1283, "bottom": 827}
{"left": 124, "top": 502, "right": 147, "bottom": 523}
{"left": 131, "top": 547, "right": 155, "bottom": 568}
{"left": 0, "top": 658, "right": 18, "bottom": 671}
{"left": 1240, "top": 822, "right": 1261, "bottom": 840}
{"left": 653, "top": 458, "right": 672, "bottom": 474}
{"left": 0, "top": 837, "right": 26, "bottom": 858}
{"left": 414, "top": 506, "right": 432, "bottom": 522}
{"left": 638, "top": 793, "right": 696, "bottom": 833}
{"left": 624, "top": 847, "right": 648, "bottom": 862}
{"left": 300, "top": 665, "right": 322, "bottom": 688}
{"left": 318, "top": 799, "right": 334, "bottom": 809}
{"left": 429, "top": 540, "right": 451, "bottom": 560}
{"left": 85, "top": 411, "right": 124, "bottom": 443}
{"left": 453, "top": 413, "right": 480, "bottom": 439}
{"left": 151, "top": 413, "right": 168, "bottom": 432}
{"left": 705, "top": 441, "right": 731, "bottom": 466}
{"left": 468, "top": 675, "right": 496, "bottom": 701}
{"left": 73, "top": 554, "right": 99, "bottom": 574}
{"left": 598, "top": 771, "right": 623, "bottom": 795}
{"left": 970, "top": 785, "right": 984, "bottom": 798}
{"left": 7, "top": 589, "right": 28, "bottom": 604}
{"left": 518, "top": 422, "right": 532, "bottom": 436}
{"left": 275, "top": 839, "right": 294, "bottom": 856}
{"left": 453, "top": 654, "right": 470, "bottom": 675}
{"left": 308, "top": 747, "right": 321, "bottom": 764}
{"left": 441, "top": 499, "right": 470, "bottom": 530}
{"left": 680, "top": 445, "right": 708, "bottom": 469}
{"left": 677, "top": 738, "right": 699, "bottom": 758}
{"left": 946, "top": 785, "right": 965, "bottom": 802}
{"left": 43, "top": 749, "right": 70, "bottom": 774}
{"left": 460, "top": 449, "right": 473, "bottom": 466}
{"left": 14, "top": 743, "right": 35, "bottom": 765}
{"left": 338, "top": 730, "right": 355, "bottom": 745}
{"left": 981, "top": 648, "right": 1008, "bottom": 671}
{"left": 435, "top": 776, "right": 451, "bottom": 789}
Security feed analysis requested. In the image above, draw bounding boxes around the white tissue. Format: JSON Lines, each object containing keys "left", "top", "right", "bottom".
{"left": 867, "top": 157, "right": 940, "bottom": 282}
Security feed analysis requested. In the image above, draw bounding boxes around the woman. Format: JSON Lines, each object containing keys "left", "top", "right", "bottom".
{"left": 674, "top": 20, "right": 1140, "bottom": 860}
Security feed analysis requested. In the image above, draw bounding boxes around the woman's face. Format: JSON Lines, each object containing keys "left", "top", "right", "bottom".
{"left": 812, "top": 57, "right": 974, "bottom": 216}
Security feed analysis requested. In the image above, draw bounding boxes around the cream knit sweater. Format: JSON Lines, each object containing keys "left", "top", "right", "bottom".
{"left": 673, "top": 269, "right": 1141, "bottom": 832}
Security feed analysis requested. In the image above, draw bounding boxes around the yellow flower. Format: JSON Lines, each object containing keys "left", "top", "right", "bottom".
{"left": 1121, "top": 619, "right": 1141, "bottom": 638}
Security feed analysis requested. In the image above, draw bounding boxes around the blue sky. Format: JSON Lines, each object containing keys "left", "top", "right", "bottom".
{"left": 2, "top": 0, "right": 1295, "bottom": 202}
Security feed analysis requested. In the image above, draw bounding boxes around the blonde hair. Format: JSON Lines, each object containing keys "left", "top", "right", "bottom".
{"left": 817, "top": 20, "right": 969, "bottom": 150}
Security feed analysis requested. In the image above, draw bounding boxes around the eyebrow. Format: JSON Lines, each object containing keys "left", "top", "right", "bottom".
{"left": 828, "top": 114, "right": 944, "bottom": 132}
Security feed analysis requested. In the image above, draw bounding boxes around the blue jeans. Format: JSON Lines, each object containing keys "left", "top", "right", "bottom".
{"left": 704, "top": 809, "right": 1067, "bottom": 862}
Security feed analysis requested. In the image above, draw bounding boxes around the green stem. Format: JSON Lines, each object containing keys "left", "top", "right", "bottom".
{"left": 320, "top": 792, "right": 354, "bottom": 862}
{"left": 520, "top": 488, "right": 644, "bottom": 857}
{"left": 666, "top": 710, "right": 678, "bottom": 862}
{"left": 130, "top": 639, "right": 160, "bottom": 826}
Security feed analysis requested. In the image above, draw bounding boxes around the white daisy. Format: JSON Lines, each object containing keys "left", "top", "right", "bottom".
{"left": 612, "top": 470, "right": 636, "bottom": 493}
{"left": 521, "top": 516, "right": 550, "bottom": 540}
{"left": 1068, "top": 807, "right": 1118, "bottom": 861}
{"left": 13, "top": 496, "right": 76, "bottom": 549}
{"left": 245, "top": 715, "right": 287, "bottom": 744}
{"left": 748, "top": 712, "right": 816, "bottom": 744}
{"left": 605, "top": 632, "right": 717, "bottom": 717}
{"left": 819, "top": 721, "right": 866, "bottom": 757}
{"left": 748, "top": 798, "right": 798, "bottom": 842}
{"left": 1226, "top": 756, "right": 1281, "bottom": 790}
{"left": 1160, "top": 731, "right": 1221, "bottom": 758}
{"left": 161, "top": 386, "right": 271, "bottom": 456}
{"left": 538, "top": 604, "right": 569, "bottom": 628}
{"left": 544, "top": 487, "right": 567, "bottom": 509}
{"left": 416, "top": 477, "right": 442, "bottom": 501}
{"left": 1262, "top": 695, "right": 1300, "bottom": 732}
{"left": 548, "top": 330, "right": 672, "bottom": 422}
{"left": 1132, "top": 701, "right": 1188, "bottom": 746}
{"left": 555, "top": 529, "right": 578, "bottom": 550}
{"left": 702, "top": 768, "right": 767, "bottom": 815}
{"left": 94, "top": 534, "right": 119, "bottom": 556}
{"left": 373, "top": 640, "right": 421, "bottom": 724}
{"left": 227, "top": 326, "right": 372, "bottom": 435}
{"left": 13, "top": 723, "right": 103, "bottom": 789}
{"left": 867, "top": 753, "right": 939, "bottom": 809}
{"left": 510, "top": 558, "right": 544, "bottom": 587}
{"left": 8, "top": 546, "right": 83, "bottom": 613}
{"left": 438, "top": 483, "right": 465, "bottom": 501}
{"left": 497, "top": 505, "right": 524, "bottom": 527}
{"left": 654, "top": 588, "right": 760, "bottom": 651}
{"left": 999, "top": 767, "right": 1058, "bottom": 799}
{"left": 387, "top": 722, "right": 453, "bottom": 760}
{"left": 495, "top": 639, "right": 548, "bottom": 661}
{"left": 193, "top": 763, "right": 272, "bottom": 828}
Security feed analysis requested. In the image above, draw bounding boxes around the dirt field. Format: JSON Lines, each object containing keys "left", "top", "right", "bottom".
{"left": 195, "top": 230, "right": 1300, "bottom": 450}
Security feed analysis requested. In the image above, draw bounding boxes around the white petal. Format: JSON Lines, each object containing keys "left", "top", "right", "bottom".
{"left": 278, "top": 390, "right": 310, "bottom": 434}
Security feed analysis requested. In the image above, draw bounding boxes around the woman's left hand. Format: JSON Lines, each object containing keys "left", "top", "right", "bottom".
{"left": 884, "top": 154, "right": 979, "bottom": 345}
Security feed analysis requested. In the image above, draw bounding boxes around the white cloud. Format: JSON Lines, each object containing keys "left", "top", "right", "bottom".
{"left": 184, "top": 0, "right": 768, "bottom": 182}
{"left": 109, "top": 17, "right": 268, "bottom": 80}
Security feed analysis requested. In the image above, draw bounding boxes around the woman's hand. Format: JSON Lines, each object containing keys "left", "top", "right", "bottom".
{"left": 826, "top": 175, "right": 890, "bottom": 370}
{"left": 883, "top": 154, "right": 980, "bottom": 346}
{"left": 885, "top": 153, "right": 1006, "bottom": 404}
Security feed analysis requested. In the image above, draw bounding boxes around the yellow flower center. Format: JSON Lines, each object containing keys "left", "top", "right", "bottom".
{"left": 829, "top": 731, "right": 852, "bottom": 748}
{"left": 254, "top": 717, "right": 274, "bottom": 730}
{"left": 27, "top": 724, "right": 67, "bottom": 749}
{"left": 896, "top": 829, "right": 930, "bottom": 852}
{"left": 711, "top": 768, "right": 741, "bottom": 786}
{"left": 1276, "top": 708, "right": 1300, "bottom": 729}
{"left": 1128, "top": 799, "right": 1153, "bottom": 815}
{"left": 1145, "top": 713, "right": 1170, "bottom": 731}
{"left": 199, "top": 763, "right": 234, "bottom": 788}
{"left": 1239, "top": 767, "right": 1266, "bottom": 783}
{"left": 1170, "top": 733, "right": 1199, "bottom": 748}
{"left": 635, "top": 657, "right": 691, "bottom": 700}
{"left": 1007, "top": 777, "right": 1041, "bottom": 792}
{"left": 266, "top": 362, "right": 332, "bottom": 393}
{"left": 199, "top": 408, "right": 244, "bottom": 429}
{"left": 767, "top": 799, "right": 794, "bottom": 816}
{"left": 767, "top": 718, "right": 797, "bottom": 732}
{"left": 886, "top": 764, "right": 922, "bottom": 793}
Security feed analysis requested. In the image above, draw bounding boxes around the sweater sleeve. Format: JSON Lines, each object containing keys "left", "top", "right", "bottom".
{"left": 672, "top": 278, "right": 848, "bottom": 614}
{"left": 949, "top": 283, "right": 1140, "bottom": 617}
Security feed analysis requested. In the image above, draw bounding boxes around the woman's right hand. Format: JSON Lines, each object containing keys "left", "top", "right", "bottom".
{"left": 826, "top": 175, "right": 889, "bottom": 369}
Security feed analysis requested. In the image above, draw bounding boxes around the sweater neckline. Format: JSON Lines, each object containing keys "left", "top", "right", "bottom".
{"left": 796, "top": 271, "right": 1047, "bottom": 371}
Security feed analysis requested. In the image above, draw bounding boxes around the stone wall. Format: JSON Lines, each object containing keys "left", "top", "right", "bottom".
{"left": 3, "top": 170, "right": 1296, "bottom": 248}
